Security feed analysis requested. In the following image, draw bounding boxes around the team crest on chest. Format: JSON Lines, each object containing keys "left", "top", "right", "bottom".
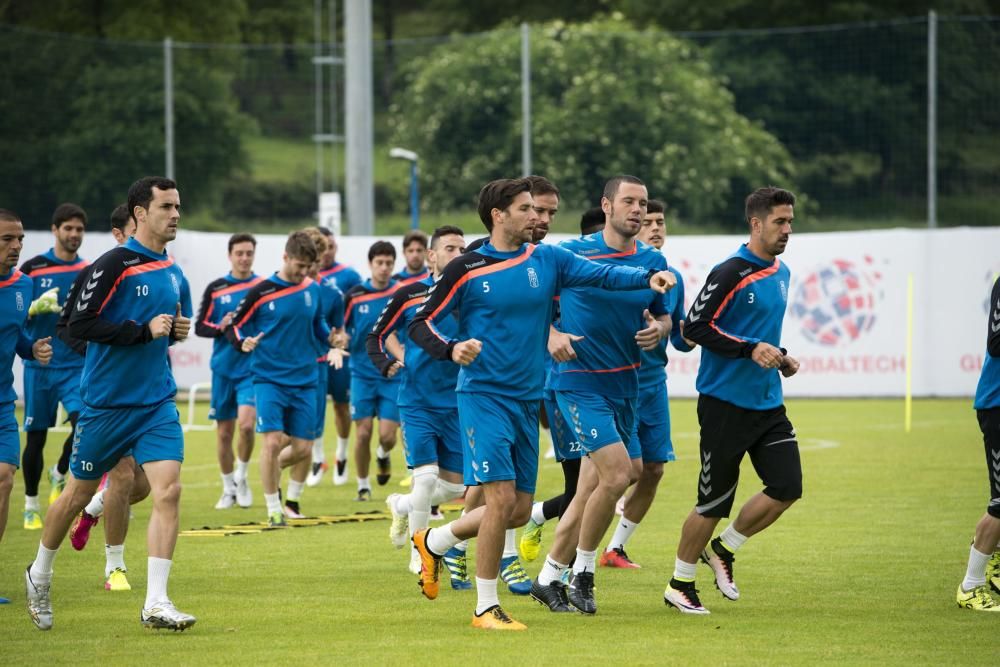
{"left": 304, "top": 290, "right": 313, "bottom": 307}
{"left": 170, "top": 273, "right": 180, "bottom": 297}
{"left": 15, "top": 291, "right": 24, "bottom": 311}
{"left": 527, "top": 267, "right": 539, "bottom": 289}
{"left": 779, "top": 280, "right": 787, "bottom": 302}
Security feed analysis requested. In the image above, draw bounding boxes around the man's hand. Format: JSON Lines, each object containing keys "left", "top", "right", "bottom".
{"left": 451, "top": 339, "right": 482, "bottom": 366}
{"left": 148, "top": 313, "right": 174, "bottom": 339}
{"left": 635, "top": 310, "right": 669, "bottom": 351}
{"left": 548, "top": 327, "right": 584, "bottom": 362}
{"left": 32, "top": 336, "right": 52, "bottom": 365}
{"left": 648, "top": 270, "right": 677, "bottom": 294}
{"left": 172, "top": 303, "right": 191, "bottom": 342}
{"left": 220, "top": 311, "right": 235, "bottom": 328}
{"left": 241, "top": 331, "right": 264, "bottom": 353}
{"left": 750, "top": 342, "right": 784, "bottom": 369}
{"left": 780, "top": 355, "right": 800, "bottom": 378}
{"left": 385, "top": 359, "right": 404, "bottom": 379}
{"left": 679, "top": 320, "right": 697, "bottom": 348}
{"left": 326, "top": 347, "right": 349, "bottom": 370}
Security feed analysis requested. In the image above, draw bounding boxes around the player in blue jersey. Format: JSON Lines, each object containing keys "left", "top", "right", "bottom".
{"left": 0, "top": 210, "right": 53, "bottom": 604}
{"left": 18, "top": 203, "right": 88, "bottom": 529}
{"left": 343, "top": 241, "right": 401, "bottom": 501}
{"left": 25, "top": 177, "right": 196, "bottom": 631}
{"left": 196, "top": 233, "right": 261, "bottom": 510}
{"left": 600, "top": 198, "right": 696, "bottom": 569}
{"left": 227, "top": 231, "right": 341, "bottom": 527}
{"left": 957, "top": 278, "right": 1000, "bottom": 611}
{"left": 407, "top": 177, "right": 676, "bottom": 630}
{"left": 531, "top": 176, "right": 674, "bottom": 615}
{"left": 368, "top": 226, "right": 468, "bottom": 578}
{"left": 663, "top": 186, "right": 801, "bottom": 615}
{"left": 311, "top": 227, "right": 363, "bottom": 486}
{"left": 393, "top": 229, "right": 430, "bottom": 287}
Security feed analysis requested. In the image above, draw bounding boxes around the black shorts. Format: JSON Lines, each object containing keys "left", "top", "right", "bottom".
{"left": 694, "top": 394, "right": 802, "bottom": 518}
{"left": 976, "top": 407, "right": 1000, "bottom": 519}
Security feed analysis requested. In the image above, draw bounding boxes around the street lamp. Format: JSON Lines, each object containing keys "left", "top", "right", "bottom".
{"left": 390, "top": 147, "right": 419, "bottom": 230}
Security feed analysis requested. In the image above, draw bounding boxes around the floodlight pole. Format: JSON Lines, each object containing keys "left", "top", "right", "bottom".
{"left": 390, "top": 147, "right": 419, "bottom": 230}
{"left": 345, "top": 0, "right": 374, "bottom": 234}
{"left": 927, "top": 10, "right": 937, "bottom": 229}
{"left": 164, "top": 37, "right": 174, "bottom": 180}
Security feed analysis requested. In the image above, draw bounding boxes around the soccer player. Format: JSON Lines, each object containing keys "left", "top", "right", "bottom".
{"left": 195, "top": 233, "right": 261, "bottom": 510}
{"left": 530, "top": 176, "right": 673, "bottom": 615}
{"left": 957, "top": 277, "right": 1000, "bottom": 610}
{"left": 19, "top": 204, "right": 88, "bottom": 529}
{"left": 393, "top": 229, "right": 430, "bottom": 286}
{"left": 367, "top": 225, "right": 467, "bottom": 582}
{"left": 408, "top": 177, "right": 675, "bottom": 630}
{"left": 311, "top": 227, "right": 362, "bottom": 486}
{"left": 343, "top": 241, "right": 401, "bottom": 501}
{"left": 226, "top": 231, "right": 340, "bottom": 527}
{"left": 1, "top": 210, "right": 53, "bottom": 604}
{"left": 662, "top": 186, "right": 801, "bottom": 615}
{"left": 579, "top": 207, "right": 606, "bottom": 236}
{"left": 25, "top": 176, "right": 196, "bottom": 631}
{"left": 601, "top": 198, "right": 695, "bottom": 569}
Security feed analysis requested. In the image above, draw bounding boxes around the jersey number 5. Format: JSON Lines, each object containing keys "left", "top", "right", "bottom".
{"left": 482, "top": 281, "right": 490, "bottom": 293}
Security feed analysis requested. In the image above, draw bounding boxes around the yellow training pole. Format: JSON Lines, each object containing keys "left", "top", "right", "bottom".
{"left": 905, "top": 273, "right": 914, "bottom": 433}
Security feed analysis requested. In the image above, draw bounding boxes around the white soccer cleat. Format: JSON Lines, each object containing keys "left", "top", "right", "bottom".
{"left": 386, "top": 494, "right": 409, "bottom": 549}
{"left": 235, "top": 477, "right": 252, "bottom": 508}
{"left": 305, "top": 461, "right": 327, "bottom": 487}
{"left": 409, "top": 546, "right": 422, "bottom": 575}
{"left": 25, "top": 567, "right": 53, "bottom": 630}
{"left": 664, "top": 582, "right": 710, "bottom": 615}
{"left": 332, "top": 459, "right": 349, "bottom": 486}
{"left": 141, "top": 600, "right": 197, "bottom": 631}
{"left": 214, "top": 491, "right": 236, "bottom": 510}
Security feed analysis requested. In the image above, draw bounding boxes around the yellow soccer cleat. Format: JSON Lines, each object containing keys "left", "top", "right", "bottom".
{"left": 519, "top": 518, "right": 544, "bottom": 562}
{"left": 48, "top": 467, "right": 66, "bottom": 505}
{"left": 28, "top": 287, "right": 60, "bottom": 317}
{"left": 988, "top": 551, "right": 1000, "bottom": 595}
{"left": 471, "top": 605, "right": 527, "bottom": 630}
{"left": 23, "top": 509, "right": 43, "bottom": 530}
{"left": 956, "top": 584, "right": 1000, "bottom": 611}
{"left": 105, "top": 568, "right": 131, "bottom": 591}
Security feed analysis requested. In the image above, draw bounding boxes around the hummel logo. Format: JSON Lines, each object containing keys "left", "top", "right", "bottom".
{"left": 464, "top": 259, "right": 486, "bottom": 269}
{"left": 699, "top": 483, "right": 712, "bottom": 496}
{"left": 739, "top": 268, "right": 752, "bottom": 277}
{"left": 123, "top": 257, "right": 141, "bottom": 266}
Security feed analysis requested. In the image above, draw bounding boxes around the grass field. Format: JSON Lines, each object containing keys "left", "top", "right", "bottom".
{"left": 1, "top": 398, "right": 995, "bottom": 665}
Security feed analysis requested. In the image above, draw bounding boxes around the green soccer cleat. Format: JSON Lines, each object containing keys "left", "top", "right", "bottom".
{"left": 988, "top": 551, "right": 1000, "bottom": 595}
{"left": 267, "top": 512, "right": 288, "bottom": 528}
{"left": 28, "top": 287, "right": 60, "bottom": 317}
{"left": 23, "top": 509, "right": 43, "bottom": 531}
{"left": 956, "top": 584, "right": 1000, "bottom": 611}
{"left": 519, "top": 519, "right": 544, "bottom": 562}
{"left": 47, "top": 467, "right": 66, "bottom": 505}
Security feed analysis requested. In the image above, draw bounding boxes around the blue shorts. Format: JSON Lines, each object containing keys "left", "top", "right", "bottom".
{"left": 350, "top": 375, "right": 399, "bottom": 422}
{"left": 0, "top": 401, "right": 19, "bottom": 467}
{"left": 458, "top": 393, "right": 539, "bottom": 494}
{"left": 70, "top": 400, "right": 183, "bottom": 480}
{"left": 328, "top": 361, "right": 351, "bottom": 404}
{"left": 313, "top": 365, "right": 327, "bottom": 439}
{"left": 627, "top": 383, "right": 676, "bottom": 463}
{"left": 255, "top": 382, "right": 315, "bottom": 440}
{"left": 23, "top": 366, "right": 84, "bottom": 431}
{"left": 208, "top": 373, "right": 255, "bottom": 422}
{"left": 555, "top": 390, "right": 635, "bottom": 455}
{"left": 400, "top": 406, "right": 463, "bottom": 474}
{"left": 543, "top": 396, "right": 582, "bottom": 462}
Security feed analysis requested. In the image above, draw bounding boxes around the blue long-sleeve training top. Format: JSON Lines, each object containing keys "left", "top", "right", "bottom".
{"left": 195, "top": 273, "right": 262, "bottom": 380}
{"left": 20, "top": 250, "right": 88, "bottom": 370}
{"left": 0, "top": 268, "right": 36, "bottom": 403}
{"left": 638, "top": 264, "right": 694, "bottom": 390}
{"left": 975, "top": 278, "right": 1000, "bottom": 410}
{"left": 344, "top": 279, "right": 400, "bottom": 384}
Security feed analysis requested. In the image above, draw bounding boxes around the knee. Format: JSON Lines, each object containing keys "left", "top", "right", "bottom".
{"left": 641, "top": 462, "right": 664, "bottom": 485}
{"left": 0, "top": 467, "right": 13, "bottom": 496}
{"left": 238, "top": 421, "right": 255, "bottom": 439}
{"left": 763, "top": 477, "right": 802, "bottom": 505}
{"left": 110, "top": 461, "right": 135, "bottom": 487}
{"left": 508, "top": 503, "right": 531, "bottom": 527}
{"left": 378, "top": 432, "right": 396, "bottom": 448}
{"left": 154, "top": 480, "right": 182, "bottom": 506}
{"left": 604, "top": 466, "right": 631, "bottom": 497}
{"left": 628, "top": 458, "right": 643, "bottom": 484}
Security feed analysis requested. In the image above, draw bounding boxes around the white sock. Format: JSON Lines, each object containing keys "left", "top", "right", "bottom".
{"left": 409, "top": 466, "right": 437, "bottom": 532}
{"left": 454, "top": 540, "right": 468, "bottom": 553}
{"left": 336, "top": 437, "right": 349, "bottom": 461}
{"left": 719, "top": 524, "right": 749, "bottom": 553}
{"left": 105, "top": 544, "right": 126, "bottom": 576}
{"left": 430, "top": 479, "right": 465, "bottom": 505}
{"left": 530, "top": 501, "right": 546, "bottom": 525}
{"left": 287, "top": 480, "right": 304, "bottom": 502}
{"left": 25, "top": 495, "right": 40, "bottom": 511}
{"left": 475, "top": 577, "right": 500, "bottom": 615}
{"left": 375, "top": 445, "right": 388, "bottom": 459}
{"left": 673, "top": 558, "right": 697, "bottom": 582}
{"left": 962, "top": 546, "right": 991, "bottom": 591}
{"left": 357, "top": 476, "right": 370, "bottom": 490}
{"left": 503, "top": 528, "right": 518, "bottom": 558}
{"left": 235, "top": 459, "right": 249, "bottom": 481}
{"left": 312, "top": 438, "right": 325, "bottom": 462}
{"left": 607, "top": 517, "right": 638, "bottom": 551}
{"left": 144, "top": 557, "right": 172, "bottom": 608}
{"left": 572, "top": 548, "right": 597, "bottom": 574}
{"left": 411, "top": 510, "right": 430, "bottom": 535}
{"left": 426, "top": 524, "right": 461, "bottom": 556}
{"left": 264, "top": 492, "right": 281, "bottom": 515}
{"left": 85, "top": 489, "right": 105, "bottom": 517}
{"left": 30, "top": 543, "right": 59, "bottom": 585}
{"left": 538, "top": 556, "right": 568, "bottom": 586}
{"left": 221, "top": 473, "right": 235, "bottom": 494}
{"left": 50, "top": 467, "right": 65, "bottom": 481}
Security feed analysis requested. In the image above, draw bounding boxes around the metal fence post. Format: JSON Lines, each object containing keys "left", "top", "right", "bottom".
{"left": 164, "top": 37, "right": 174, "bottom": 180}
{"left": 345, "top": 0, "right": 374, "bottom": 235}
{"left": 927, "top": 10, "right": 937, "bottom": 228}
{"left": 521, "top": 22, "right": 532, "bottom": 177}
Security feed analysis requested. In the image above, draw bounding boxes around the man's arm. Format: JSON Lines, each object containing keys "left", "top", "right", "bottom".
{"left": 54, "top": 271, "right": 88, "bottom": 356}
{"left": 225, "top": 284, "right": 264, "bottom": 352}
{"left": 988, "top": 278, "right": 1000, "bottom": 358}
{"left": 408, "top": 262, "right": 464, "bottom": 361}
{"left": 552, "top": 244, "right": 668, "bottom": 292}
{"left": 366, "top": 284, "right": 420, "bottom": 377}
{"left": 683, "top": 261, "right": 761, "bottom": 359}
{"left": 195, "top": 281, "right": 224, "bottom": 338}
{"left": 667, "top": 268, "right": 694, "bottom": 352}
{"left": 66, "top": 256, "right": 153, "bottom": 346}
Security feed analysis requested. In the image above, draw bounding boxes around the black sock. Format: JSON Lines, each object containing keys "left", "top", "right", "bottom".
{"left": 21, "top": 430, "right": 47, "bottom": 497}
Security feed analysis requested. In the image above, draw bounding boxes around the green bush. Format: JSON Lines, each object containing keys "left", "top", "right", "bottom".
{"left": 220, "top": 178, "right": 314, "bottom": 221}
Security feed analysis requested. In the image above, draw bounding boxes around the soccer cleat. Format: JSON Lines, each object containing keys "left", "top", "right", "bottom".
{"left": 471, "top": 605, "right": 527, "bottom": 631}
{"left": 283, "top": 501, "right": 304, "bottom": 519}
{"left": 25, "top": 566, "right": 53, "bottom": 630}
{"left": 375, "top": 454, "right": 392, "bottom": 486}
{"left": 408, "top": 547, "right": 422, "bottom": 575}
{"left": 47, "top": 467, "right": 66, "bottom": 505}
{"left": 567, "top": 571, "right": 597, "bottom": 614}
{"left": 332, "top": 459, "right": 349, "bottom": 486}
{"left": 214, "top": 492, "right": 236, "bottom": 510}
{"left": 386, "top": 494, "right": 409, "bottom": 548}
{"left": 305, "top": 461, "right": 328, "bottom": 487}
{"left": 988, "top": 551, "right": 1000, "bottom": 595}
{"left": 701, "top": 537, "right": 740, "bottom": 600}
{"left": 0, "top": 595, "right": 9, "bottom": 604}
{"left": 519, "top": 518, "right": 544, "bottom": 562}
{"left": 267, "top": 511, "right": 288, "bottom": 528}
{"left": 500, "top": 555, "right": 532, "bottom": 595}
{"left": 104, "top": 568, "right": 131, "bottom": 591}
{"left": 70, "top": 511, "right": 99, "bottom": 550}
{"left": 429, "top": 505, "right": 445, "bottom": 521}
{"left": 235, "top": 476, "right": 252, "bottom": 508}
{"left": 23, "top": 509, "right": 43, "bottom": 530}
{"left": 412, "top": 528, "right": 442, "bottom": 600}
{"left": 443, "top": 547, "right": 473, "bottom": 590}
{"left": 530, "top": 578, "right": 574, "bottom": 612}
{"left": 600, "top": 546, "right": 641, "bottom": 569}
{"left": 956, "top": 584, "right": 1000, "bottom": 611}
{"left": 29, "top": 286, "right": 60, "bottom": 316}
{"left": 354, "top": 487, "right": 372, "bottom": 502}
{"left": 141, "top": 600, "right": 197, "bottom": 631}
{"left": 664, "top": 579, "right": 710, "bottom": 615}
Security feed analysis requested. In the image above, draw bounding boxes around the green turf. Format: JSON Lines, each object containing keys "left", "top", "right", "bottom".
{"left": 1, "top": 398, "right": 994, "bottom": 664}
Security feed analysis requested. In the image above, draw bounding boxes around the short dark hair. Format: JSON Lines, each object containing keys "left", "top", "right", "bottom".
{"left": 127, "top": 176, "right": 177, "bottom": 221}
{"left": 110, "top": 203, "right": 131, "bottom": 232}
{"left": 316, "top": 226, "right": 333, "bottom": 238}
{"left": 52, "top": 203, "right": 87, "bottom": 228}
{"left": 476, "top": 178, "right": 532, "bottom": 231}
{"left": 368, "top": 240, "right": 396, "bottom": 261}
{"left": 602, "top": 175, "right": 645, "bottom": 202}
{"left": 580, "top": 207, "right": 606, "bottom": 235}
{"left": 647, "top": 199, "right": 665, "bottom": 215}
{"left": 285, "top": 230, "right": 317, "bottom": 262}
{"left": 526, "top": 175, "right": 559, "bottom": 198}
{"left": 402, "top": 229, "right": 428, "bottom": 250}
{"left": 228, "top": 233, "right": 257, "bottom": 253}
{"left": 745, "top": 187, "right": 796, "bottom": 228}
{"left": 430, "top": 225, "right": 464, "bottom": 249}
{"left": 0, "top": 209, "right": 21, "bottom": 224}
